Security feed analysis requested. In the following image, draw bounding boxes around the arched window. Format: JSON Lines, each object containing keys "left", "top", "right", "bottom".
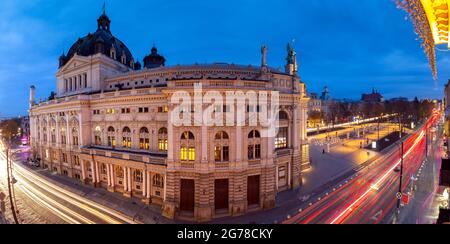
{"left": 107, "top": 126, "right": 116, "bottom": 148}
{"left": 122, "top": 127, "right": 132, "bottom": 149}
{"left": 278, "top": 111, "right": 289, "bottom": 121}
{"left": 94, "top": 126, "right": 102, "bottom": 146}
{"left": 248, "top": 130, "right": 261, "bottom": 139}
{"left": 72, "top": 128, "right": 79, "bottom": 146}
{"left": 110, "top": 47, "right": 116, "bottom": 60}
{"left": 248, "top": 130, "right": 261, "bottom": 160}
{"left": 214, "top": 131, "right": 230, "bottom": 162}
{"left": 181, "top": 131, "right": 195, "bottom": 140}
{"left": 180, "top": 131, "right": 195, "bottom": 161}
{"left": 60, "top": 127, "right": 67, "bottom": 145}
{"left": 50, "top": 128, "right": 56, "bottom": 143}
{"left": 43, "top": 127, "right": 47, "bottom": 142}
{"left": 134, "top": 170, "right": 143, "bottom": 183}
{"left": 158, "top": 127, "right": 168, "bottom": 152}
{"left": 153, "top": 174, "right": 164, "bottom": 188}
{"left": 139, "top": 127, "right": 150, "bottom": 150}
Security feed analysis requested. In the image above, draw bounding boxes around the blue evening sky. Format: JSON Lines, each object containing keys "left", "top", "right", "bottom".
{"left": 0, "top": 0, "right": 449, "bottom": 117}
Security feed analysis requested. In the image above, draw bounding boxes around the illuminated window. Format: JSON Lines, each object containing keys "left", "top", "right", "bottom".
{"left": 139, "top": 127, "right": 150, "bottom": 150}
{"left": 158, "top": 128, "right": 168, "bottom": 152}
{"left": 180, "top": 147, "right": 196, "bottom": 161}
{"left": 215, "top": 146, "right": 222, "bottom": 162}
{"left": 188, "top": 147, "right": 196, "bottom": 161}
{"left": 106, "top": 108, "right": 116, "bottom": 114}
{"left": 180, "top": 146, "right": 188, "bottom": 161}
{"left": 180, "top": 131, "right": 195, "bottom": 161}
{"left": 214, "top": 131, "right": 230, "bottom": 162}
{"left": 275, "top": 127, "right": 288, "bottom": 149}
{"left": 107, "top": 126, "right": 116, "bottom": 148}
{"left": 108, "top": 136, "right": 116, "bottom": 147}
{"left": 94, "top": 126, "right": 102, "bottom": 146}
{"left": 122, "top": 127, "right": 132, "bottom": 149}
{"left": 158, "top": 106, "right": 169, "bottom": 113}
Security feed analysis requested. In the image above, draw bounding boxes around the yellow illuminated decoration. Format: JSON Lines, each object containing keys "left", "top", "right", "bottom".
{"left": 396, "top": 0, "right": 449, "bottom": 79}
{"left": 420, "top": 0, "right": 449, "bottom": 46}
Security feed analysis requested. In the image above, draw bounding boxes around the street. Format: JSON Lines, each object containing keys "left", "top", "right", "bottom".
{"left": 285, "top": 114, "right": 439, "bottom": 224}
{"left": 0, "top": 148, "right": 138, "bottom": 224}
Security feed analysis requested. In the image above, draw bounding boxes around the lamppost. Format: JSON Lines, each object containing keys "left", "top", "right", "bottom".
{"left": 3, "top": 142, "right": 19, "bottom": 224}
{"left": 395, "top": 141, "right": 404, "bottom": 222}
{"left": 378, "top": 113, "right": 384, "bottom": 142}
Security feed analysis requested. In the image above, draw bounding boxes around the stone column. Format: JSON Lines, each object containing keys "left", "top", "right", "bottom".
{"left": 124, "top": 167, "right": 132, "bottom": 198}
{"left": 236, "top": 126, "right": 242, "bottom": 163}
{"left": 90, "top": 161, "right": 96, "bottom": 186}
{"left": 147, "top": 171, "right": 151, "bottom": 200}
{"left": 81, "top": 161, "right": 87, "bottom": 184}
{"left": 201, "top": 125, "right": 208, "bottom": 163}
{"left": 123, "top": 166, "right": 128, "bottom": 192}
{"left": 128, "top": 168, "right": 132, "bottom": 192}
{"left": 292, "top": 104, "right": 301, "bottom": 189}
{"left": 109, "top": 165, "right": 115, "bottom": 192}
{"left": 288, "top": 161, "right": 292, "bottom": 189}
{"left": 96, "top": 162, "right": 100, "bottom": 185}
{"left": 106, "top": 164, "right": 111, "bottom": 187}
{"left": 142, "top": 170, "right": 147, "bottom": 198}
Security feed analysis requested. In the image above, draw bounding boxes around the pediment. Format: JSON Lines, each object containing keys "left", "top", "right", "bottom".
{"left": 57, "top": 55, "right": 91, "bottom": 74}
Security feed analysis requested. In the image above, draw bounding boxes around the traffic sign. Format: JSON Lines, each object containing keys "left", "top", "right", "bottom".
{"left": 402, "top": 195, "right": 410, "bottom": 205}
{"left": 396, "top": 192, "right": 403, "bottom": 200}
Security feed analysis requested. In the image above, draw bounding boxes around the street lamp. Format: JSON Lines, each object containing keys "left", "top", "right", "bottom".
{"left": 395, "top": 141, "right": 404, "bottom": 221}
{"left": 1, "top": 138, "right": 19, "bottom": 224}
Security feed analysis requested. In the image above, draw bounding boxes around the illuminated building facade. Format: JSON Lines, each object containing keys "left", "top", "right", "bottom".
{"left": 28, "top": 11, "right": 311, "bottom": 221}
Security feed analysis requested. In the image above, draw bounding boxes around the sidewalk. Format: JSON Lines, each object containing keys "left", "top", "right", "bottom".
{"left": 212, "top": 126, "right": 403, "bottom": 224}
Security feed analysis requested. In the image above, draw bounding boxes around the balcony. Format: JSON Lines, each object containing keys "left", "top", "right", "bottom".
{"left": 276, "top": 148, "right": 292, "bottom": 157}
{"left": 81, "top": 146, "right": 167, "bottom": 166}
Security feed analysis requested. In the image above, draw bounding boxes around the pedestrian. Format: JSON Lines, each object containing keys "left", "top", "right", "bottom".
{"left": 323, "top": 149, "right": 326, "bottom": 154}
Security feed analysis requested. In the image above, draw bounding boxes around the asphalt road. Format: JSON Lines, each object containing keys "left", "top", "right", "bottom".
{"left": 285, "top": 114, "right": 439, "bottom": 224}
{"left": 0, "top": 146, "right": 138, "bottom": 224}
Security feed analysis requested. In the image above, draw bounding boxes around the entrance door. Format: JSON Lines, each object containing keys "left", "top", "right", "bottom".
{"left": 278, "top": 166, "right": 287, "bottom": 189}
{"left": 180, "top": 179, "right": 195, "bottom": 212}
{"left": 215, "top": 179, "right": 229, "bottom": 211}
{"left": 247, "top": 175, "right": 260, "bottom": 206}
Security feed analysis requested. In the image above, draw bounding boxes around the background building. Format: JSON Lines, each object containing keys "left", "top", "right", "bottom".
{"left": 362, "top": 88, "right": 384, "bottom": 103}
